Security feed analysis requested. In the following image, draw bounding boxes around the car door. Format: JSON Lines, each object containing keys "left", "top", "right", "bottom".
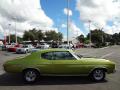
{"left": 39, "top": 52, "right": 54, "bottom": 74}
{"left": 51, "top": 51, "right": 86, "bottom": 75}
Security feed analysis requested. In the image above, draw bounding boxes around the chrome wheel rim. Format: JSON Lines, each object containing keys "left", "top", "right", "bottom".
{"left": 93, "top": 70, "right": 104, "bottom": 80}
{"left": 25, "top": 71, "right": 36, "bottom": 82}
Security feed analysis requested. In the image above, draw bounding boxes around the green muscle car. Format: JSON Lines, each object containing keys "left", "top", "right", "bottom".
{"left": 3, "top": 49, "right": 116, "bottom": 83}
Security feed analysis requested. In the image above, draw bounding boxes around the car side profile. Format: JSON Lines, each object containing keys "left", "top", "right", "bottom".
{"left": 16, "top": 44, "right": 34, "bottom": 54}
{"left": 3, "top": 49, "right": 115, "bottom": 83}
{"left": 36, "top": 43, "right": 49, "bottom": 49}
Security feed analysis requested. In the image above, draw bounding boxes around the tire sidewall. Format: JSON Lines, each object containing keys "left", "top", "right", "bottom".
{"left": 23, "top": 69, "right": 40, "bottom": 83}
{"left": 90, "top": 69, "right": 105, "bottom": 81}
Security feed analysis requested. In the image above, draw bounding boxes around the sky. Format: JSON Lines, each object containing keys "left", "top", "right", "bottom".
{"left": 0, "top": 0, "right": 120, "bottom": 40}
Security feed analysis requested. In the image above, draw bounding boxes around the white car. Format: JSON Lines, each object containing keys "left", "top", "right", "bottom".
{"left": 6, "top": 43, "right": 16, "bottom": 49}
{"left": 59, "top": 44, "right": 73, "bottom": 49}
{"left": 36, "top": 43, "right": 49, "bottom": 49}
{"left": 16, "top": 45, "right": 34, "bottom": 54}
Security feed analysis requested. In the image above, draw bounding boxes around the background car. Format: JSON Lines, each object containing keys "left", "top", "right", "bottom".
{"left": 59, "top": 44, "right": 73, "bottom": 49}
{"left": 36, "top": 43, "right": 49, "bottom": 49}
{"left": 7, "top": 44, "right": 22, "bottom": 52}
{"left": 3, "top": 49, "right": 115, "bottom": 83}
{"left": 31, "top": 46, "right": 42, "bottom": 52}
{"left": 16, "top": 44, "right": 34, "bottom": 54}
{"left": 0, "top": 44, "right": 3, "bottom": 51}
{"left": 51, "top": 42, "right": 59, "bottom": 48}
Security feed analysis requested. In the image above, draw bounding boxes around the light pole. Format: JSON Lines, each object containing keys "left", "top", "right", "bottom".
{"left": 4, "top": 29, "right": 6, "bottom": 45}
{"left": 101, "top": 28, "right": 104, "bottom": 43}
{"left": 8, "top": 24, "right": 11, "bottom": 44}
{"left": 67, "top": 0, "right": 70, "bottom": 45}
{"left": 88, "top": 20, "right": 91, "bottom": 47}
{"left": 13, "top": 17, "right": 17, "bottom": 44}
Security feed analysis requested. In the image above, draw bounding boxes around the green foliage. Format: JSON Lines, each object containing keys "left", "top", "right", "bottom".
{"left": 84, "top": 39, "right": 90, "bottom": 44}
{"left": 77, "top": 34, "right": 85, "bottom": 43}
{"left": 44, "top": 31, "right": 63, "bottom": 41}
{"left": 23, "top": 28, "right": 63, "bottom": 42}
{"left": 87, "top": 29, "right": 104, "bottom": 43}
{"left": 23, "top": 31, "right": 35, "bottom": 42}
{"left": 57, "top": 32, "right": 63, "bottom": 42}
{"left": 6, "top": 34, "right": 23, "bottom": 43}
{"left": 37, "top": 30, "right": 44, "bottom": 41}
{"left": 111, "top": 33, "right": 120, "bottom": 44}
{"left": 21, "top": 28, "right": 120, "bottom": 47}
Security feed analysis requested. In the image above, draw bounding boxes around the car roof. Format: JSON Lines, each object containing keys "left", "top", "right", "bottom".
{"left": 29, "top": 49, "right": 74, "bottom": 60}
{"left": 38, "top": 49, "right": 73, "bottom": 53}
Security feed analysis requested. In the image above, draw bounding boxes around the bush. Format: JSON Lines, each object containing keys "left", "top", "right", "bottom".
{"left": 94, "top": 42, "right": 107, "bottom": 48}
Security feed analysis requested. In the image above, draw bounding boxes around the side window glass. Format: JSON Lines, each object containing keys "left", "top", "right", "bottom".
{"left": 41, "top": 52, "right": 53, "bottom": 60}
{"left": 63, "top": 51, "right": 76, "bottom": 60}
{"left": 53, "top": 51, "right": 76, "bottom": 60}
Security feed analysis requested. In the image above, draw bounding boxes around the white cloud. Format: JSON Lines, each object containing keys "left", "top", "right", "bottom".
{"left": 64, "top": 8, "right": 72, "bottom": 16}
{"left": 84, "top": 22, "right": 99, "bottom": 32}
{"left": 61, "top": 24, "right": 67, "bottom": 28}
{"left": 62, "top": 22, "right": 84, "bottom": 41}
{"left": 0, "top": 25, "right": 4, "bottom": 33}
{"left": 69, "top": 21, "right": 84, "bottom": 40}
{"left": 0, "top": 0, "right": 55, "bottom": 38}
{"left": 104, "top": 26, "right": 113, "bottom": 34}
{"left": 76, "top": 0, "right": 120, "bottom": 34}
{"left": 63, "top": 35, "right": 67, "bottom": 41}
{"left": 103, "top": 21, "right": 120, "bottom": 34}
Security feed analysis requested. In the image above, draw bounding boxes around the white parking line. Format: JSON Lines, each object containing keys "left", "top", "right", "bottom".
{"left": 101, "top": 52, "right": 114, "bottom": 58}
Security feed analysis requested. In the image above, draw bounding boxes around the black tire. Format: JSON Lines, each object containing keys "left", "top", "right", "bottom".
{"left": 23, "top": 69, "right": 40, "bottom": 83}
{"left": 24, "top": 50, "right": 27, "bottom": 54}
{"left": 90, "top": 69, "right": 106, "bottom": 81}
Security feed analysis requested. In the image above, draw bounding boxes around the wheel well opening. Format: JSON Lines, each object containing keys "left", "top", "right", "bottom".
{"left": 23, "top": 68, "right": 40, "bottom": 74}
{"left": 90, "top": 68, "right": 107, "bottom": 74}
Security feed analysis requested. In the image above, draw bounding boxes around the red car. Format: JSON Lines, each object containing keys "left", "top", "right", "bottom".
{"left": 76, "top": 43, "right": 84, "bottom": 48}
{"left": 8, "top": 44, "right": 22, "bottom": 52}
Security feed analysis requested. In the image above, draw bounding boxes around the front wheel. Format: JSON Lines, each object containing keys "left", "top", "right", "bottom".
{"left": 90, "top": 69, "right": 106, "bottom": 81}
{"left": 23, "top": 69, "right": 40, "bottom": 83}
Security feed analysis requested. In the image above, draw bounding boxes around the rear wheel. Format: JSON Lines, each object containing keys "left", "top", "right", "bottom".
{"left": 23, "top": 69, "right": 40, "bottom": 83}
{"left": 90, "top": 69, "right": 106, "bottom": 81}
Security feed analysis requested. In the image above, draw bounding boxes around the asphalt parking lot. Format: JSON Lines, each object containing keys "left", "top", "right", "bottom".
{"left": 0, "top": 45, "right": 120, "bottom": 90}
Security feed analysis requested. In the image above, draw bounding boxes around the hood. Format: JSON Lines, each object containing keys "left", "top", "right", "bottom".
{"left": 80, "top": 58, "right": 115, "bottom": 65}
{"left": 17, "top": 47, "right": 27, "bottom": 50}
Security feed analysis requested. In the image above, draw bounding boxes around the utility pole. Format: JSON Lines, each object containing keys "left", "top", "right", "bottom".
{"left": 4, "top": 29, "right": 6, "bottom": 45}
{"left": 57, "top": 25, "right": 60, "bottom": 46}
{"left": 14, "top": 17, "right": 17, "bottom": 44}
{"left": 101, "top": 28, "right": 104, "bottom": 43}
{"left": 88, "top": 20, "right": 91, "bottom": 47}
{"left": 67, "top": 0, "right": 70, "bottom": 45}
{"left": 8, "top": 24, "right": 11, "bottom": 44}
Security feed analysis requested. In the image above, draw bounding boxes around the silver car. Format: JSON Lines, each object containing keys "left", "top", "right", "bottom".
{"left": 16, "top": 45, "right": 34, "bottom": 54}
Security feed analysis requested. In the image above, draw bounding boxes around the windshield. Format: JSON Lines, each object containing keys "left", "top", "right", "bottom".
{"left": 40, "top": 43, "right": 45, "bottom": 45}
{"left": 22, "top": 45, "right": 28, "bottom": 48}
{"left": 70, "top": 51, "right": 80, "bottom": 60}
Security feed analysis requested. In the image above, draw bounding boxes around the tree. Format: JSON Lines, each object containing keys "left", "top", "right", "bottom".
{"left": 23, "top": 29, "right": 63, "bottom": 42}
{"left": 29, "top": 28, "right": 38, "bottom": 40}
{"left": 44, "top": 31, "right": 62, "bottom": 41}
{"left": 6, "top": 34, "right": 22, "bottom": 43}
{"left": 112, "top": 33, "right": 120, "bottom": 44}
{"left": 57, "top": 32, "right": 63, "bottom": 41}
{"left": 37, "top": 30, "right": 44, "bottom": 42}
{"left": 87, "top": 29, "right": 104, "bottom": 43}
{"left": 87, "top": 29, "right": 107, "bottom": 47}
{"left": 23, "top": 30, "right": 35, "bottom": 42}
{"left": 77, "top": 34, "right": 85, "bottom": 43}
